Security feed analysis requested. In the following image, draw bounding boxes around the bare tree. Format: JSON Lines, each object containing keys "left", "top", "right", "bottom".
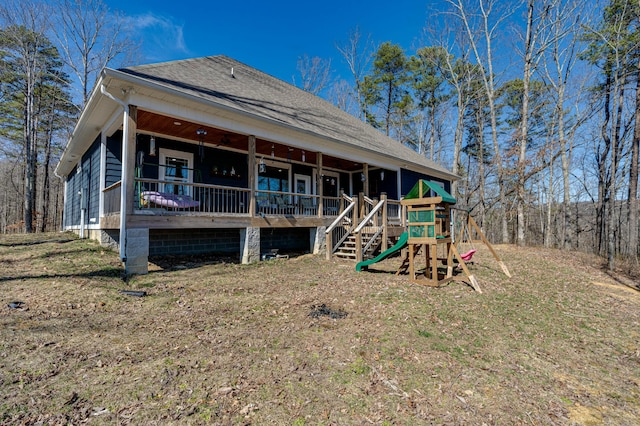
{"left": 52, "top": 0, "right": 136, "bottom": 109}
{"left": 542, "top": 0, "right": 586, "bottom": 251}
{"left": 514, "top": 0, "right": 560, "bottom": 246}
{"left": 0, "top": 0, "right": 51, "bottom": 233}
{"left": 336, "top": 26, "right": 374, "bottom": 120}
{"left": 295, "top": 54, "right": 332, "bottom": 96}
{"left": 630, "top": 58, "right": 640, "bottom": 263}
{"left": 445, "top": 0, "right": 513, "bottom": 243}
{"left": 583, "top": 0, "right": 640, "bottom": 269}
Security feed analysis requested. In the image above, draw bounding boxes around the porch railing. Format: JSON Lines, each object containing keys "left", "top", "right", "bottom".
{"left": 136, "top": 178, "right": 250, "bottom": 214}
{"left": 325, "top": 194, "right": 358, "bottom": 259}
{"left": 353, "top": 198, "right": 386, "bottom": 261}
{"left": 255, "top": 190, "right": 341, "bottom": 217}
{"left": 103, "top": 182, "right": 121, "bottom": 215}
{"left": 386, "top": 199, "right": 403, "bottom": 225}
{"left": 102, "top": 178, "right": 390, "bottom": 221}
{"left": 122, "top": 178, "right": 342, "bottom": 218}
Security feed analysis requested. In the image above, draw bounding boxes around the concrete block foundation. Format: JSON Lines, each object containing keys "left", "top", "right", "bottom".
{"left": 240, "top": 227, "right": 261, "bottom": 264}
{"left": 125, "top": 227, "right": 149, "bottom": 275}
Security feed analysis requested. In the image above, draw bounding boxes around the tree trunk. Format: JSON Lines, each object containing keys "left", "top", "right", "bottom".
{"left": 451, "top": 87, "right": 465, "bottom": 198}
{"left": 39, "top": 115, "right": 54, "bottom": 233}
{"left": 23, "top": 68, "right": 37, "bottom": 234}
{"left": 628, "top": 59, "right": 640, "bottom": 263}
{"left": 544, "top": 163, "right": 553, "bottom": 248}
{"left": 597, "top": 70, "right": 613, "bottom": 257}
{"left": 517, "top": 0, "right": 535, "bottom": 247}
{"left": 559, "top": 84, "right": 572, "bottom": 250}
{"left": 607, "top": 66, "right": 626, "bottom": 270}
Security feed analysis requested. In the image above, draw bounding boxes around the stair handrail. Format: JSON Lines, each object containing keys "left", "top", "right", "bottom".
{"left": 326, "top": 199, "right": 356, "bottom": 234}
{"left": 362, "top": 225, "right": 384, "bottom": 255}
{"left": 353, "top": 198, "right": 385, "bottom": 234}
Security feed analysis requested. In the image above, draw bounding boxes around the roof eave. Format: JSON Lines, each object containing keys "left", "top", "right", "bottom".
{"left": 105, "top": 68, "right": 458, "bottom": 180}
{"left": 55, "top": 71, "right": 120, "bottom": 177}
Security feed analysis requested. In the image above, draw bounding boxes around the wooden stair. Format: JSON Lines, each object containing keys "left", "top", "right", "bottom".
{"left": 333, "top": 228, "right": 383, "bottom": 260}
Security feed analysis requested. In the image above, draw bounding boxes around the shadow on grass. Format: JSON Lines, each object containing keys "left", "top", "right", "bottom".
{"left": 0, "top": 236, "right": 77, "bottom": 247}
{"left": 35, "top": 247, "right": 113, "bottom": 260}
{"left": 0, "top": 267, "right": 124, "bottom": 283}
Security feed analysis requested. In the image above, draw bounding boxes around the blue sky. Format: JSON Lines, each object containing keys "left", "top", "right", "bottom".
{"left": 108, "top": 0, "right": 435, "bottom": 85}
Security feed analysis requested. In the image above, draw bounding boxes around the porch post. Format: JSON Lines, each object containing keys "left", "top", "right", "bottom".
{"left": 317, "top": 152, "right": 323, "bottom": 217}
{"left": 122, "top": 105, "right": 137, "bottom": 218}
{"left": 363, "top": 163, "right": 369, "bottom": 197}
{"left": 119, "top": 105, "right": 147, "bottom": 274}
{"left": 248, "top": 135, "right": 256, "bottom": 216}
{"left": 381, "top": 192, "right": 388, "bottom": 251}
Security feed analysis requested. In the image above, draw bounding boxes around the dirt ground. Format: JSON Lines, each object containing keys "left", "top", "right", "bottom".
{"left": 1, "top": 233, "right": 639, "bottom": 425}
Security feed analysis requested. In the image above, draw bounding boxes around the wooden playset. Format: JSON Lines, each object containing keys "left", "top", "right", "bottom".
{"left": 399, "top": 180, "right": 482, "bottom": 292}
{"left": 453, "top": 209, "right": 511, "bottom": 278}
{"left": 355, "top": 179, "right": 510, "bottom": 293}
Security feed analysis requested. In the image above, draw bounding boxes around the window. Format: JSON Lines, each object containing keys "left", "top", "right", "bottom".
{"left": 257, "top": 163, "right": 290, "bottom": 193}
{"left": 159, "top": 148, "right": 194, "bottom": 195}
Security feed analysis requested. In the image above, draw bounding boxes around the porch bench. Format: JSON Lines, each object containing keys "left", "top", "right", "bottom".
{"left": 140, "top": 191, "right": 200, "bottom": 209}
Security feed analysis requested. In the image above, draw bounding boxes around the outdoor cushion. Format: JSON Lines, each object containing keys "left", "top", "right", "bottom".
{"left": 141, "top": 191, "right": 200, "bottom": 209}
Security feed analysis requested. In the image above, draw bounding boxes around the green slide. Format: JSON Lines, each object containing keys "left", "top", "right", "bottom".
{"left": 356, "top": 231, "right": 408, "bottom": 272}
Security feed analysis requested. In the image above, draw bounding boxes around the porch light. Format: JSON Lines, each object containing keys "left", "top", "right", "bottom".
{"left": 149, "top": 135, "right": 156, "bottom": 156}
{"left": 259, "top": 157, "right": 266, "bottom": 173}
{"left": 287, "top": 147, "right": 293, "bottom": 163}
{"left": 301, "top": 150, "right": 306, "bottom": 162}
{"left": 380, "top": 170, "right": 384, "bottom": 181}
{"left": 196, "top": 128, "right": 207, "bottom": 159}
{"left": 271, "top": 144, "right": 275, "bottom": 158}
{"left": 361, "top": 173, "right": 366, "bottom": 182}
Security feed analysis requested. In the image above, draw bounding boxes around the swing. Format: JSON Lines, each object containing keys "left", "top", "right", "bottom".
{"left": 460, "top": 248, "right": 477, "bottom": 262}
{"left": 457, "top": 212, "right": 477, "bottom": 263}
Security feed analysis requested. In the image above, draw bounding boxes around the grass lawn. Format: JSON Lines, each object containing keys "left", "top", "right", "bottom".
{"left": 1, "top": 232, "right": 639, "bottom": 425}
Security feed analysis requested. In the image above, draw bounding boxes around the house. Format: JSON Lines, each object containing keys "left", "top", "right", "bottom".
{"left": 55, "top": 55, "right": 458, "bottom": 274}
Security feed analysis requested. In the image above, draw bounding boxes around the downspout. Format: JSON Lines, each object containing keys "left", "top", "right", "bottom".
{"left": 100, "top": 84, "right": 129, "bottom": 262}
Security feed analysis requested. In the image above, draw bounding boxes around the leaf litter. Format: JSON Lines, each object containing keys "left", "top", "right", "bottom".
{"left": 0, "top": 233, "right": 639, "bottom": 424}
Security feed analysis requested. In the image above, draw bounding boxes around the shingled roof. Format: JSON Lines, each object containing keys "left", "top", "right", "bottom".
{"left": 116, "top": 55, "right": 457, "bottom": 179}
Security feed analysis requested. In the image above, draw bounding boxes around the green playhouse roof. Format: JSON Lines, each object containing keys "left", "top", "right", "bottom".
{"left": 404, "top": 180, "right": 456, "bottom": 204}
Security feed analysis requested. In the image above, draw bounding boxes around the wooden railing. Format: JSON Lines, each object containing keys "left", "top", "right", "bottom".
{"left": 353, "top": 198, "right": 386, "bottom": 261}
{"left": 102, "top": 179, "right": 395, "bottom": 232}
{"left": 325, "top": 192, "right": 404, "bottom": 261}
{"left": 136, "top": 178, "right": 250, "bottom": 215}
{"left": 386, "top": 199, "right": 403, "bottom": 225}
{"left": 118, "top": 178, "right": 343, "bottom": 218}
{"left": 325, "top": 194, "right": 357, "bottom": 259}
{"left": 103, "top": 181, "right": 121, "bottom": 215}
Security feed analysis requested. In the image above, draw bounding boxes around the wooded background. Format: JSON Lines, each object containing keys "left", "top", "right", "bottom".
{"left": 1, "top": 0, "right": 638, "bottom": 269}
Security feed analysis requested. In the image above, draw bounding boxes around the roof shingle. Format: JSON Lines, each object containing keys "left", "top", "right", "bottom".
{"left": 119, "top": 55, "right": 456, "bottom": 178}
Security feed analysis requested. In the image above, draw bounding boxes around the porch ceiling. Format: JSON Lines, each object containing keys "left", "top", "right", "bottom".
{"left": 137, "top": 110, "right": 364, "bottom": 172}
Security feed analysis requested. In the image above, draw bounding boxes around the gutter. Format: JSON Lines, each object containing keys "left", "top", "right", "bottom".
{"left": 100, "top": 83, "right": 129, "bottom": 263}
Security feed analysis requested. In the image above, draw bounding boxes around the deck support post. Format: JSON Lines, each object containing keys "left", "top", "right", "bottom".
{"left": 124, "top": 227, "right": 149, "bottom": 275}
{"left": 240, "top": 226, "right": 260, "bottom": 264}
{"left": 311, "top": 226, "right": 326, "bottom": 255}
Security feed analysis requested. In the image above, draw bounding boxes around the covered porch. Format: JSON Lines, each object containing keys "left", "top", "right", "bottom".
{"left": 101, "top": 108, "right": 401, "bottom": 224}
